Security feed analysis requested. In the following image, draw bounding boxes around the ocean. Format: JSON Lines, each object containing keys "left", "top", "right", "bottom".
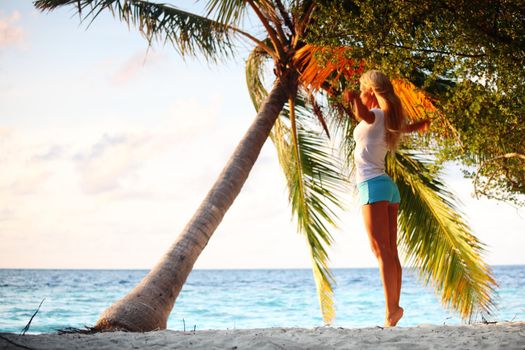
{"left": 1, "top": 266, "right": 524, "bottom": 334}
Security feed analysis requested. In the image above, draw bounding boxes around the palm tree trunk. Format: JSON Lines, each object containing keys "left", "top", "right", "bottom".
{"left": 94, "top": 76, "right": 295, "bottom": 332}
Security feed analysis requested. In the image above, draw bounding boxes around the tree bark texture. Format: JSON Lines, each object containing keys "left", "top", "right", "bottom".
{"left": 94, "top": 76, "right": 294, "bottom": 332}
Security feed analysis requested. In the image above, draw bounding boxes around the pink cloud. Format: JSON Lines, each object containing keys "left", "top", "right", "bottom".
{"left": 0, "top": 11, "right": 26, "bottom": 48}
{"left": 74, "top": 132, "right": 164, "bottom": 194}
{"left": 9, "top": 171, "right": 51, "bottom": 195}
{"left": 111, "top": 51, "right": 164, "bottom": 85}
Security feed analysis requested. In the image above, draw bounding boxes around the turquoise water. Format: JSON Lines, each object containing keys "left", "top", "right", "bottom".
{"left": 1, "top": 266, "right": 524, "bottom": 333}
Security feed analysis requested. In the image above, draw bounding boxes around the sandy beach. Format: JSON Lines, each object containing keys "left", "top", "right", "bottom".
{"left": 1, "top": 322, "right": 524, "bottom": 350}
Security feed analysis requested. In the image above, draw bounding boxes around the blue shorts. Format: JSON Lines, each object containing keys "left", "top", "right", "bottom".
{"left": 357, "top": 174, "right": 400, "bottom": 205}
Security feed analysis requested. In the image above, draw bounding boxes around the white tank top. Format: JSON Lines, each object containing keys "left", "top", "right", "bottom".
{"left": 353, "top": 108, "right": 388, "bottom": 184}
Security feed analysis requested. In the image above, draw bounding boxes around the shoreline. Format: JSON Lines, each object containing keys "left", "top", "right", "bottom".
{"left": 1, "top": 322, "right": 524, "bottom": 349}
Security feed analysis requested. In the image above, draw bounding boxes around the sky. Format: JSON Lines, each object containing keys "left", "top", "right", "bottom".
{"left": 0, "top": 1, "right": 524, "bottom": 270}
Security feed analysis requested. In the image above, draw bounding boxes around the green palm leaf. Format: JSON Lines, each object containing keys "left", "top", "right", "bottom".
{"left": 279, "top": 95, "right": 348, "bottom": 325}
{"left": 245, "top": 46, "right": 269, "bottom": 110}
{"left": 386, "top": 150, "right": 497, "bottom": 320}
{"left": 246, "top": 48, "right": 348, "bottom": 324}
{"left": 205, "top": 0, "right": 248, "bottom": 26}
{"left": 34, "top": 0, "right": 238, "bottom": 60}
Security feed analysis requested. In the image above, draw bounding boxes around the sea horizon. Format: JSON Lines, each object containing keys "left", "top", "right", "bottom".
{"left": 1, "top": 263, "right": 523, "bottom": 271}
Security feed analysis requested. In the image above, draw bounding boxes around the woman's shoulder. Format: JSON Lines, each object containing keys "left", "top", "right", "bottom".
{"left": 369, "top": 108, "right": 384, "bottom": 122}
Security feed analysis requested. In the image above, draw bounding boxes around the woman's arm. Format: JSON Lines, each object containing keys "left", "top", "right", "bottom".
{"left": 403, "top": 120, "right": 431, "bottom": 133}
{"left": 343, "top": 90, "right": 375, "bottom": 124}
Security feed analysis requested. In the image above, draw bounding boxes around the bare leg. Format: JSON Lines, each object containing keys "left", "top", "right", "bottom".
{"left": 388, "top": 203, "right": 403, "bottom": 326}
{"left": 362, "top": 201, "right": 403, "bottom": 327}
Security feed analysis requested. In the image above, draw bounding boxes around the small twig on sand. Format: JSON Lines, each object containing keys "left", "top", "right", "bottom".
{"left": 20, "top": 298, "right": 45, "bottom": 336}
{"left": 56, "top": 326, "right": 98, "bottom": 335}
{"left": 0, "top": 334, "right": 37, "bottom": 350}
{"left": 481, "top": 314, "right": 497, "bottom": 325}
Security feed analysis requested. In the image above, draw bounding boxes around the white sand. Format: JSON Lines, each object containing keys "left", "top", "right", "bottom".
{"left": 1, "top": 322, "right": 524, "bottom": 349}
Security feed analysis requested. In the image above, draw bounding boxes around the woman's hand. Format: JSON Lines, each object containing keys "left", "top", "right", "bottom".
{"left": 419, "top": 119, "right": 431, "bottom": 133}
{"left": 342, "top": 88, "right": 375, "bottom": 124}
{"left": 404, "top": 119, "right": 431, "bottom": 133}
{"left": 343, "top": 89, "right": 359, "bottom": 105}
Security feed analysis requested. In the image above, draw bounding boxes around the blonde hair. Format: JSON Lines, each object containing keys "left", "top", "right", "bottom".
{"left": 359, "top": 70, "right": 406, "bottom": 150}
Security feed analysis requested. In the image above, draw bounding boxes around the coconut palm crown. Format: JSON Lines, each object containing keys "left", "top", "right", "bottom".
{"left": 34, "top": 0, "right": 496, "bottom": 331}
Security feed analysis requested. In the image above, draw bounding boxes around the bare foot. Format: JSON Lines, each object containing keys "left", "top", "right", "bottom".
{"left": 385, "top": 307, "right": 404, "bottom": 327}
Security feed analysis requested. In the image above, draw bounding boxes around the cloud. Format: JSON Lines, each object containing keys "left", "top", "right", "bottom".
{"left": 31, "top": 145, "right": 64, "bottom": 162}
{"left": 0, "top": 11, "right": 26, "bottom": 48}
{"left": 74, "top": 132, "right": 167, "bottom": 194}
{"left": 0, "top": 129, "right": 53, "bottom": 195}
{"left": 0, "top": 208, "right": 14, "bottom": 222}
{"left": 111, "top": 50, "right": 164, "bottom": 85}
{"left": 0, "top": 128, "right": 13, "bottom": 163}
{"left": 0, "top": 127, "right": 12, "bottom": 138}
{"left": 9, "top": 171, "right": 51, "bottom": 195}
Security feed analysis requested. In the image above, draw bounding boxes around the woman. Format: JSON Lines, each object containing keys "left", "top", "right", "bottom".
{"left": 343, "top": 70, "right": 430, "bottom": 327}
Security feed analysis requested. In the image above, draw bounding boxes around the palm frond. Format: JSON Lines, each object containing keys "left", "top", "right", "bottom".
{"left": 252, "top": 0, "right": 287, "bottom": 39}
{"left": 205, "top": 0, "right": 248, "bottom": 27}
{"left": 307, "top": 92, "right": 330, "bottom": 138}
{"left": 246, "top": 48, "right": 348, "bottom": 324}
{"left": 294, "top": 44, "right": 364, "bottom": 94}
{"left": 272, "top": 95, "right": 347, "bottom": 324}
{"left": 386, "top": 150, "right": 497, "bottom": 320}
{"left": 246, "top": 46, "right": 270, "bottom": 110}
{"left": 274, "top": 0, "right": 294, "bottom": 35}
{"left": 292, "top": 0, "right": 315, "bottom": 40}
{"left": 325, "top": 95, "right": 357, "bottom": 171}
{"left": 245, "top": 0, "right": 286, "bottom": 57}
{"left": 34, "top": 0, "right": 238, "bottom": 61}
{"left": 392, "top": 79, "right": 440, "bottom": 122}
{"left": 276, "top": 94, "right": 349, "bottom": 325}
{"left": 391, "top": 79, "right": 464, "bottom": 143}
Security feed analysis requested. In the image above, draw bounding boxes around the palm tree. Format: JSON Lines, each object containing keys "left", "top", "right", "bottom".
{"left": 34, "top": 0, "right": 496, "bottom": 331}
